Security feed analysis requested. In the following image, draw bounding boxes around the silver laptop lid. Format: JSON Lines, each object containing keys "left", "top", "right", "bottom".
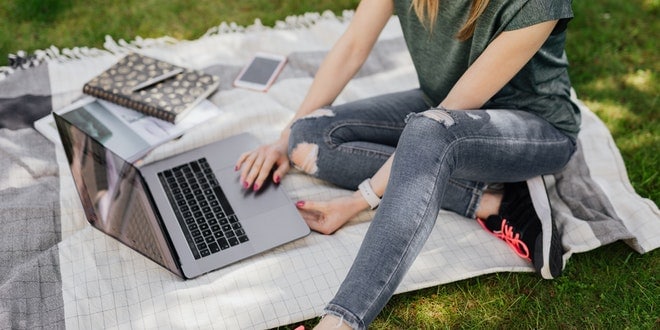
{"left": 54, "top": 111, "right": 184, "bottom": 277}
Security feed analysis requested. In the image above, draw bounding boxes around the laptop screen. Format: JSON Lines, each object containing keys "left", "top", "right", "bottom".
{"left": 55, "top": 109, "right": 183, "bottom": 277}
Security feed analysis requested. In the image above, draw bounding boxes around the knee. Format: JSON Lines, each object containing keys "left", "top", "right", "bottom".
{"left": 403, "top": 108, "right": 456, "bottom": 138}
{"left": 402, "top": 108, "right": 464, "bottom": 142}
{"left": 288, "top": 108, "right": 335, "bottom": 175}
{"left": 299, "top": 108, "right": 335, "bottom": 119}
{"left": 289, "top": 142, "right": 320, "bottom": 175}
{"left": 398, "top": 109, "right": 459, "bottom": 156}
{"left": 418, "top": 108, "right": 456, "bottom": 127}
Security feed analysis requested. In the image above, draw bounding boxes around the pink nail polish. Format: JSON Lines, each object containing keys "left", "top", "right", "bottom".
{"left": 253, "top": 184, "right": 260, "bottom": 191}
{"left": 243, "top": 181, "right": 249, "bottom": 189}
{"left": 274, "top": 175, "right": 281, "bottom": 184}
{"left": 296, "top": 201, "right": 305, "bottom": 208}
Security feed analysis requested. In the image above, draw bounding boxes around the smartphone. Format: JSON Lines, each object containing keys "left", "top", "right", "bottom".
{"left": 233, "top": 52, "right": 287, "bottom": 92}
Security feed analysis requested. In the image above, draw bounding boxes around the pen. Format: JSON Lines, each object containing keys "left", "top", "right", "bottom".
{"left": 131, "top": 67, "right": 184, "bottom": 92}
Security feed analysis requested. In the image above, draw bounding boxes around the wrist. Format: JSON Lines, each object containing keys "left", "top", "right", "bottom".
{"left": 274, "top": 133, "right": 289, "bottom": 150}
{"left": 278, "top": 125, "right": 291, "bottom": 142}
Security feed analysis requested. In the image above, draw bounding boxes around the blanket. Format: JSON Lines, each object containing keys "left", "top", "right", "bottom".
{"left": 1, "top": 11, "right": 658, "bottom": 329}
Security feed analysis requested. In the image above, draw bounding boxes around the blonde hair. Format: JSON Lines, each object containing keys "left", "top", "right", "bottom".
{"left": 412, "top": 0, "right": 490, "bottom": 40}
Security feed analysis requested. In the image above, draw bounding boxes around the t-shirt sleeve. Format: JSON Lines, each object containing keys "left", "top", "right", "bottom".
{"left": 503, "top": 0, "right": 573, "bottom": 34}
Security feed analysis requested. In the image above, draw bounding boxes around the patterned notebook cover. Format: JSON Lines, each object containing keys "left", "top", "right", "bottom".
{"left": 83, "top": 53, "right": 220, "bottom": 123}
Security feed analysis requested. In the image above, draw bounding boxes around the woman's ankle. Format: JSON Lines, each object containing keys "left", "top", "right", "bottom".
{"left": 475, "top": 190, "right": 503, "bottom": 219}
{"left": 314, "top": 315, "right": 352, "bottom": 330}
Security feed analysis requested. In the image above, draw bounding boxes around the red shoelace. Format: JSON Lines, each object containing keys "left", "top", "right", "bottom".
{"left": 478, "top": 217, "right": 531, "bottom": 261}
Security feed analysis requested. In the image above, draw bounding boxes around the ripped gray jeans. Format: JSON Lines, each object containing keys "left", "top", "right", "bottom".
{"left": 288, "top": 88, "right": 576, "bottom": 329}
{"left": 289, "top": 88, "right": 487, "bottom": 218}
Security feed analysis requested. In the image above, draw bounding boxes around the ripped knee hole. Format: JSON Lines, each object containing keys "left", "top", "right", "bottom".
{"left": 301, "top": 108, "right": 335, "bottom": 119}
{"left": 290, "top": 142, "right": 319, "bottom": 174}
{"left": 421, "top": 109, "right": 456, "bottom": 127}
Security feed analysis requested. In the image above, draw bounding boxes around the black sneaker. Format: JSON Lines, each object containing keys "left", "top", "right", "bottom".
{"left": 477, "top": 177, "right": 563, "bottom": 279}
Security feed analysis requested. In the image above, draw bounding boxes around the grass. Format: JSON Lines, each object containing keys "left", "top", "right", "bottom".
{"left": 2, "top": 0, "right": 658, "bottom": 328}
{"left": 0, "top": 0, "right": 360, "bottom": 63}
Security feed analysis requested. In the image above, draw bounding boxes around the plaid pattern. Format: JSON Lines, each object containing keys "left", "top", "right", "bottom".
{"left": 1, "top": 13, "right": 658, "bottom": 329}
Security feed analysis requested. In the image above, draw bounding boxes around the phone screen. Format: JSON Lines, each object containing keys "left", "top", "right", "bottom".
{"left": 239, "top": 57, "right": 284, "bottom": 85}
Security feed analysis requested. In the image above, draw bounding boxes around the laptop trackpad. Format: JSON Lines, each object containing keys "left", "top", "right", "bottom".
{"left": 214, "top": 166, "right": 292, "bottom": 219}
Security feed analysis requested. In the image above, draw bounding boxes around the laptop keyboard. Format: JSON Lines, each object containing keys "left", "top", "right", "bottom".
{"left": 158, "top": 158, "right": 249, "bottom": 259}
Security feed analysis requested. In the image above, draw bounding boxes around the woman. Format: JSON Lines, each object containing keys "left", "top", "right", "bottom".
{"left": 236, "top": 0, "right": 580, "bottom": 328}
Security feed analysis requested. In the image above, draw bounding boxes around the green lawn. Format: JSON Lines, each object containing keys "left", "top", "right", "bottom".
{"left": 2, "top": 0, "right": 658, "bottom": 328}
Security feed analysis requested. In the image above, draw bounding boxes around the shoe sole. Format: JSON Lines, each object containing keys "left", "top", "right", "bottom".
{"left": 527, "top": 176, "right": 564, "bottom": 279}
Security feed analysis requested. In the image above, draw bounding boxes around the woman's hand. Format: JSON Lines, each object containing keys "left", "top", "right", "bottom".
{"left": 235, "top": 136, "right": 290, "bottom": 191}
{"left": 235, "top": 0, "right": 394, "bottom": 193}
{"left": 296, "top": 191, "right": 370, "bottom": 235}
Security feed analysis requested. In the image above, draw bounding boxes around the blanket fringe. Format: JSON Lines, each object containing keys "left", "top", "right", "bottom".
{"left": 0, "top": 10, "right": 353, "bottom": 81}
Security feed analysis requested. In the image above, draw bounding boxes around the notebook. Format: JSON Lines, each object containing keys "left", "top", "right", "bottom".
{"left": 34, "top": 96, "right": 224, "bottom": 162}
{"left": 54, "top": 111, "right": 310, "bottom": 279}
{"left": 83, "top": 53, "right": 220, "bottom": 123}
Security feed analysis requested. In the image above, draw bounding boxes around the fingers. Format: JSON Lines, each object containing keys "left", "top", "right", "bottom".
{"left": 272, "top": 160, "right": 290, "bottom": 184}
{"left": 251, "top": 157, "right": 291, "bottom": 189}
{"left": 243, "top": 151, "right": 267, "bottom": 190}
{"left": 235, "top": 151, "right": 250, "bottom": 172}
{"left": 236, "top": 145, "right": 290, "bottom": 191}
{"left": 236, "top": 150, "right": 256, "bottom": 183}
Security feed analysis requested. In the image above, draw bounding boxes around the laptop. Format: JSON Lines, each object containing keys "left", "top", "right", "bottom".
{"left": 54, "top": 104, "right": 310, "bottom": 279}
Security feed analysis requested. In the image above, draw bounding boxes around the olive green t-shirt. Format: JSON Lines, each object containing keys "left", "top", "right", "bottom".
{"left": 394, "top": 0, "right": 581, "bottom": 140}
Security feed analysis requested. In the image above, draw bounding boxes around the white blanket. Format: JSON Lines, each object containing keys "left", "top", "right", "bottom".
{"left": 33, "top": 12, "right": 659, "bottom": 329}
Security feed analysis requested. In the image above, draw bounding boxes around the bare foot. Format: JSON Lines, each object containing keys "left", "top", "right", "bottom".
{"left": 296, "top": 192, "right": 369, "bottom": 235}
